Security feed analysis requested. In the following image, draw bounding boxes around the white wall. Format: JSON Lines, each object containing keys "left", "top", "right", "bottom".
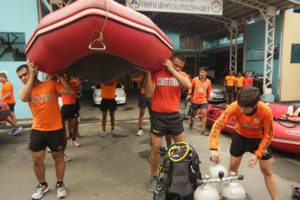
{"left": 280, "top": 12, "right": 300, "bottom": 101}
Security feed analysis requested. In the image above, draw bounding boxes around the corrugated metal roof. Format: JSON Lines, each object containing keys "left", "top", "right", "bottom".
{"left": 115, "top": 0, "right": 300, "bottom": 39}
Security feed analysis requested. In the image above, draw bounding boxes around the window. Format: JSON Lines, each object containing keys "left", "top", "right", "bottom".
{"left": 180, "top": 35, "right": 188, "bottom": 49}
{"left": 291, "top": 44, "right": 300, "bottom": 63}
{"left": 179, "top": 34, "right": 202, "bottom": 49}
{"left": 0, "top": 32, "right": 26, "bottom": 61}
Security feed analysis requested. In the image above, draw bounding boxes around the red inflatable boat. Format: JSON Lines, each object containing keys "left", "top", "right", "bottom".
{"left": 25, "top": 0, "right": 173, "bottom": 82}
{"left": 0, "top": 102, "right": 11, "bottom": 122}
{"left": 202, "top": 103, "right": 300, "bottom": 155}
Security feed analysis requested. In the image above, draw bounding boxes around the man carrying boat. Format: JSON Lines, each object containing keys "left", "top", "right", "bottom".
{"left": 144, "top": 54, "right": 191, "bottom": 192}
{"left": 16, "top": 63, "right": 73, "bottom": 200}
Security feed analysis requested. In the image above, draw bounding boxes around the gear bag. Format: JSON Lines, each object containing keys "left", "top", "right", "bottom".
{"left": 154, "top": 143, "right": 202, "bottom": 200}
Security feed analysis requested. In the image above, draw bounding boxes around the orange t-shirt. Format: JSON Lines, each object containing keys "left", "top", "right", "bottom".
{"left": 190, "top": 77, "right": 211, "bottom": 104}
{"left": 59, "top": 81, "right": 77, "bottom": 105}
{"left": 22, "top": 80, "right": 63, "bottom": 131}
{"left": 151, "top": 70, "right": 188, "bottom": 113}
{"left": 243, "top": 77, "right": 253, "bottom": 87}
{"left": 235, "top": 77, "right": 244, "bottom": 88}
{"left": 210, "top": 101, "right": 273, "bottom": 158}
{"left": 225, "top": 75, "right": 236, "bottom": 87}
{"left": 131, "top": 75, "right": 145, "bottom": 94}
{"left": 1, "top": 81, "right": 15, "bottom": 104}
{"left": 101, "top": 80, "right": 118, "bottom": 99}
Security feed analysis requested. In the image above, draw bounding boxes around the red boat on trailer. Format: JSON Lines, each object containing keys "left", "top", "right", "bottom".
{"left": 203, "top": 103, "right": 300, "bottom": 155}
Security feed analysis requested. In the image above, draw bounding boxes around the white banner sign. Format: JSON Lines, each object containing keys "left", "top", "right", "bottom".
{"left": 50, "top": 0, "right": 63, "bottom": 4}
{"left": 126, "top": 0, "right": 223, "bottom": 15}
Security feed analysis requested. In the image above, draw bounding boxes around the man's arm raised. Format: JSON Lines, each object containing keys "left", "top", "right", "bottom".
{"left": 56, "top": 75, "right": 74, "bottom": 95}
{"left": 20, "top": 63, "right": 37, "bottom": 102}
{"left": 144, "top": 70, "right": 156, "bottom": 98}
{"left": 164, "top": 59, "right": 191, "bottom": 90}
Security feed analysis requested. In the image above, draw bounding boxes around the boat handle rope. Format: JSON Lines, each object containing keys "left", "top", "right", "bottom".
{"left": 89, "top": 0, "right": 109, "bottom": 51}
{"left": 168, "top": 142, "right": 190, "bottom": 162}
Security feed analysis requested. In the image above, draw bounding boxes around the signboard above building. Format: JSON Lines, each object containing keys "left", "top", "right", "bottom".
{"left": 126, "top": 0, "right": 223, "bottom": 15}
{"left": 50, "top": 0, "right": 63, "bottom": 3}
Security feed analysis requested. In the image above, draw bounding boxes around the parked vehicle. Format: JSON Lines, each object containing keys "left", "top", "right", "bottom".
{"left": 209, "top": 88, "right": 226, "bottom": 104}
{"left": 209, "top": 82, "right": 226, "bottom": 104}
{"left": 92, "top": 83, "right": 126, "bottom": 105}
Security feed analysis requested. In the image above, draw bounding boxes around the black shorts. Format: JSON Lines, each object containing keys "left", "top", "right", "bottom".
{"left": 138, "top": 94, "right": 151, "bottom": 108}
{"left": 230, "top": 132, "right": 272, "bottom": 160}
{"left": 100, "top": 98, "right": 117, "bottom": 112}
{"left": 8, "top": 103, "right": 15, "bottom": 112}
{"left": 191, "top": 103, "right": 208, "bottom": 111}
{"left": 29, "top": 128, "right": 66, "bottom": 152}
{"left": 150, "top": 111, "right": 184, "bottom": 136}
{"left": 226, "top": 86, "right": 235, "bottom": 93}
{"left": 76, "top": 98, "right": 81, "bottom": 111}
{"left": 61, "top": 104, "right": 79, "bottom": 120}
{"left": 236, "top": 87, "right": 242, "bottom": 94}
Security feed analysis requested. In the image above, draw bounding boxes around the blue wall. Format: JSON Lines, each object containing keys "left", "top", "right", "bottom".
{"left": 245, "top": 15, "right": 282, "bottom": 99}
{"left": 166, "top": 32, "right": 180, "bottom": 50}
{"left": 0, "top": 0, "right": 39, "bottom": 119}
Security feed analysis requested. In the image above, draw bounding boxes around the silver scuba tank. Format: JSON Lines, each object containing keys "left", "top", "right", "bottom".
{"left": 194, "top": 175, "right": 220, "bottom": 200}
{"left": 221, "top": 172, "right": 246, "bottom": 200}
{"left": 208, "top": 163, "right": 228, "bottom": 192}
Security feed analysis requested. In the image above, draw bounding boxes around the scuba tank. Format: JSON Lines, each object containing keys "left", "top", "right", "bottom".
{"left": 208, "top": 163, "right": 228, "bottom": 193}
{"left": 208, "top": 163, "right": 228, "bottom": 178}
{"left": 292, "top": 185, "right": 300, "bottom": 200}
{"left": 194, "top": 171, "right": 245, "bottom": 200}
{"left": 194, "top": 175, "right": 220, "bottom": 200}
{"left": 221, "top": 172, "right": 246, "bottom": 200}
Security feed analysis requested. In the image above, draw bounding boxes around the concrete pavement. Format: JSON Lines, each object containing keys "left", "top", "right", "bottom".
{"left": 0, "top": 93, "right": 299, "bottom": 200}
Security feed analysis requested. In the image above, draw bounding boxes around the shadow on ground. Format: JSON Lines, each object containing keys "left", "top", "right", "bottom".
{"left": 0, "top": 129, "right": 29, "bottom": 145}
